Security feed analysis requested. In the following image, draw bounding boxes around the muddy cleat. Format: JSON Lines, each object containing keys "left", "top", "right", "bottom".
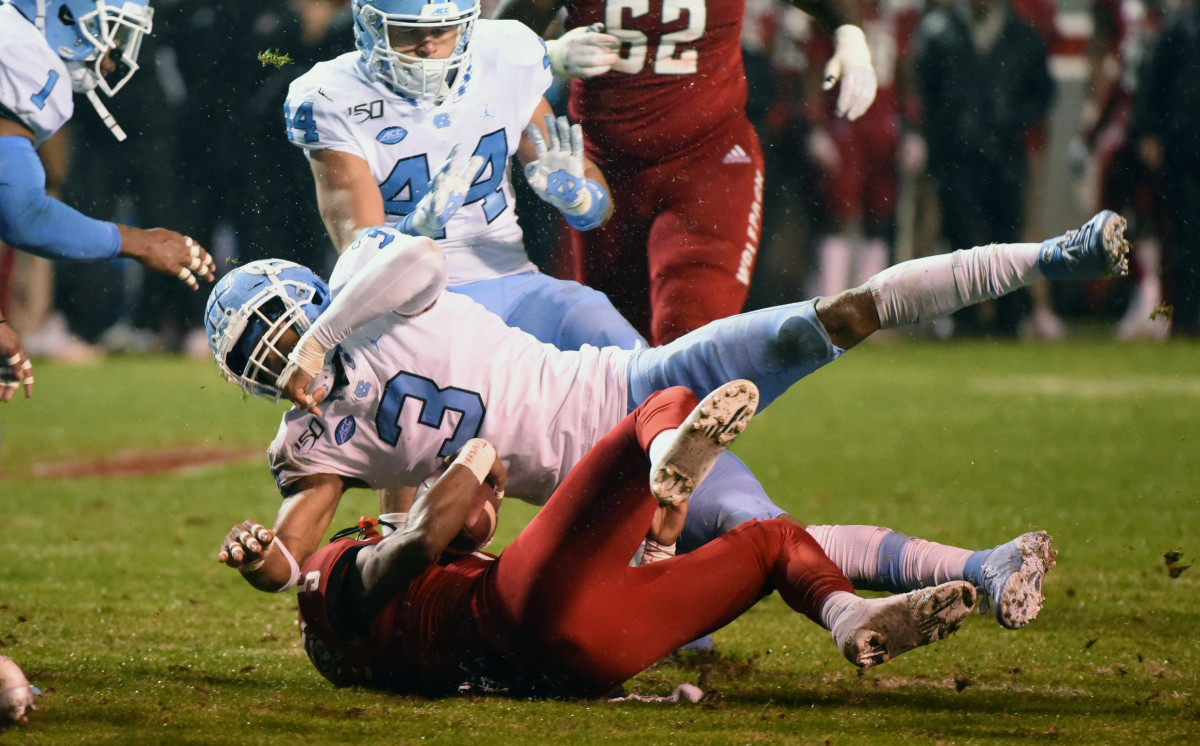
{"left": 1038, "top": 210, "right": 1131, "bottom": 280}
{"left": 834, "top": 581, "right": 977, "bottom": 669}
{"left": 973, "top": 531, "right": 1057, "bottom": 629}
{"left": 650, "top": 379, "right": 758, "bottom": 506}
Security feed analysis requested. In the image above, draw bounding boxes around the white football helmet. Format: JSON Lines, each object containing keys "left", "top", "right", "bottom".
{"left": 352, "top": 0, "right": 479, "bottom": 105}
{"left": 11, "top": 0, "right": 154, "bottom": 140}
{"left": 204, "top": 260, "right": 331, "bottom": 402}
{"left": 12, "top": 0, "right": 154, "bottom": 96}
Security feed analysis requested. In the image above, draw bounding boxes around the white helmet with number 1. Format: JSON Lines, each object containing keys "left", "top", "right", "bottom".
{"left": 352, "top": 0, "right": 479, "bottom": 105}
{"left": 11, "top": 0, "right": 154, "bottom": 96}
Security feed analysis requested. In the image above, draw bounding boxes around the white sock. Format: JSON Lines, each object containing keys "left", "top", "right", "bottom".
{"left": 819, "top": 589, "right": 862, "bottom": 632}
{"left": 871, "top": 243, "right": 1042, "bottom": 329}
{"left": 648, "top": 428, "right": 677, "bottom": 466}
{"left": 807, "top": 525, "right": 974, "bottom": 591}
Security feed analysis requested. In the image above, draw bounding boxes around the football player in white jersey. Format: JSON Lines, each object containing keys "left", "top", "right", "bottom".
{"left": 284, "top": 0, "right": 641, "bottom": 351}
{"left": 283, "top": 0, "right": 644, "bottom": 535}
{"left": 0, "top": 0, "right": 215, "bottom": 401}
{"left": 208, "top": 209, "right": 1130, "bottom": 626}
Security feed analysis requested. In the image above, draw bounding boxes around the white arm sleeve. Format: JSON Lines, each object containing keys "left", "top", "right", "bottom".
{"left": 311, "top": 233, "right": 447, "bottom": 350}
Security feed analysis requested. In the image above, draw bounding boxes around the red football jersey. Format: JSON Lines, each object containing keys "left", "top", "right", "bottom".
{"left": 297, "top": 537, "right": 495, "bottom": 695}
{"left": 565, "top": 0, "right": 748, "bottom": 160}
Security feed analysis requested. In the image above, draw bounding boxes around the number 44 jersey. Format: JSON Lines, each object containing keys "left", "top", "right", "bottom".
{"left": 268, "top": 291, "right": 634, "bottom": 506}
{"left": 283, "top": 19, "right": 553, "bottom": 285}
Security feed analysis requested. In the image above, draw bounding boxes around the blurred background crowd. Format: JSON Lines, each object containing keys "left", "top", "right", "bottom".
{"left": 1, "top": 0, "right": 1197, "bottom": 362}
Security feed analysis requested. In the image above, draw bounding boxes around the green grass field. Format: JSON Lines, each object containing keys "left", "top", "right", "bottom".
{"left": 1, "top": 340, "right": 1197, "bottom": 744}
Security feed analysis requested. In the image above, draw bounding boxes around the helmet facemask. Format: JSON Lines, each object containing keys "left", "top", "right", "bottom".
{"left": 67, "top": 0, "right": 155, "bottom": 97}
{"left": 354, "top": 0, "right": 479, "bottom": 105}
{"left": 205, "top": 261, "right": 331, "bottom": 403}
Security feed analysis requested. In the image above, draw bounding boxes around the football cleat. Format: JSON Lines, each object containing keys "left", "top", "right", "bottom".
{"left": 1038, "top": 210, "right": 1131, "bottom": 280}
{"left": 975, "top": 531, "right": 1057, "bottom": 630}
{"left": 650, "top": 380, "right": 758, "bottom": 507}
{"left": 834, "top": 581, "right": 977, "bottom": 669}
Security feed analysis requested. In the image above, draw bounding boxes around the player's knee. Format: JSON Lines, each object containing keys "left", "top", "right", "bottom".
{"left": 766, "top": 309, "right": 840, "bottom": 366}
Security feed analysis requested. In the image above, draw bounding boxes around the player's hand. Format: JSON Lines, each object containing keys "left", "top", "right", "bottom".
{"left": 484, "top": 456, "right": 508, "bottom": 497}
{"left": 276, "top": 361, "right": 328, "bottom": 415}
{"left": 399, "top": 144, "right": 485, "bottom": 237}
{"left": 117, "top": 226, "right": 215, "bottom": 290}
{"left": 823, "top": 25, "right": 877, "bottom": 121}
{"left": 524, "top": 115, "right": 591, "bottom": 215}
{"left": 546, "top": 24, "right": 619, "bottom": 78}
{"left": 0, "top": 320, "right": 33, "bottom": 402}
{"left": 218, "top": 520, "right": 275, "bottom": 570}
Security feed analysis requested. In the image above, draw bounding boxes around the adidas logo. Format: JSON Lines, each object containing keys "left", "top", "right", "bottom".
{"left": 723, "top": 145, "right": 752, "bottom": 164}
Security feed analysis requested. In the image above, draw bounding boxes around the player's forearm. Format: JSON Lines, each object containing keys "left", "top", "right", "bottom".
{"left": 492, "top": 0, "right": 562, "bottom": 34}
{"left": 0, "top": 137, "right": 120, "bottom": 261}
{"left": 359, "top": 457, "right": 492, "bottom": 612}
{"left": 287, "top": 232, "right": 446, "bottom": 378}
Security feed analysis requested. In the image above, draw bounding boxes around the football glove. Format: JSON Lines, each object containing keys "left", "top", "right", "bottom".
{"left": 823, "top": 25, "right": 877, "bottom": 121}
{"left": 546, "top": 24, "right": 619, "bottom": 78}
{"left": 396, "top": 144, "right": 485, "bottom": 238}
{"left": 524, "top": 115, "right": 592, "bottom": 215}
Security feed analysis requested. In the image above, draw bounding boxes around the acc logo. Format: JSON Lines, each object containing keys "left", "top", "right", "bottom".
{"left": 376, "top": 126, "right": 408, "bottom": 144}
{"left": 355, "top": 380, "right": 371, "bottom": 399}
{"left": 335, "top": 416, "right": 357, "bottom": 445}
{"left": 433, "top": 113, "right": 451, "bottom": 129}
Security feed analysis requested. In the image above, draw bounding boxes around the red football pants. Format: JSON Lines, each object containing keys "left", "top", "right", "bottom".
{"left": 564, "top": 118, "right": 765, "bottom": 345}
{"left": 478, "top": 387, "right": 853, "bottom": 697}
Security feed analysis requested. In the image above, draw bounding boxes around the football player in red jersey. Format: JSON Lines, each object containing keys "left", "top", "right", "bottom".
{"left": 494, "top": 0, "right": 877, "bottom": 344}
{"left": 254, "top": 383, "right": 976, "bottom": 697}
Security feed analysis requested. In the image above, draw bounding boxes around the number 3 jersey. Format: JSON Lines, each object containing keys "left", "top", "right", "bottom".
{"left": 0, "top": 4, "right": 74, "bottom": 148}
{"left": 284, "top": 19, "right": 554, "bottom": 285}
{"left": 268, "top": 292, "right": 633, "bottom": 505}
{"left": 564, "top": 0, "right": 747, "bottom": 160}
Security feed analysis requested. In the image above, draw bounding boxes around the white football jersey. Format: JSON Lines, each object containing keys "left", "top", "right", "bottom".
{"left": 285, "top": 19, "right": 553, "bottom": 284}
{"left": 268, "top": 291, "right": 633, "bottom": 505}
{"left": 0, "top": 4, "right": 73, "bottom": 148}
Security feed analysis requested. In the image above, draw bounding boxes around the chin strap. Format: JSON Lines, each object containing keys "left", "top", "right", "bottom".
{"left": 85, "top": 89, "right": 127, "bottom": 141}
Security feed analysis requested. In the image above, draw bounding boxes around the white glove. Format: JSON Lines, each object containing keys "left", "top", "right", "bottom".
{"left": 399, "top": 144, "right": 485, "bottom": 237}
{"left": 524, "top": 115, "right": 592, "bottom": 215}
{"left": 822, "top": 25, "right": 877, "bottom": 122}
{"left": 546, "top": 24, "right": 620, "bottom": 78}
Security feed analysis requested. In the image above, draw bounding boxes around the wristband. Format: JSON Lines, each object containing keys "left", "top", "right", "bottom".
{"left": 287, "top": 330, "right": 330, "bottom": 377}
{"left": 273, "top": 537, "right": 302, "bottom": 592}
{"left": 378, "top": 512, "right": 409, "bottom": 536}
{"left": 453, "top": 438, "right": 496, "bottom": 484}
{"left": 393, "top": 213, "right": 426, "bottom": 238}
{"left": 563, "top": 179, "right": 609, "bottom": 231}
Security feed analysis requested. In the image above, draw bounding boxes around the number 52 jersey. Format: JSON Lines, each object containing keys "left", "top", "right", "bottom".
{"left": 283, "top": 19, "right": 554, "bottom": 285}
